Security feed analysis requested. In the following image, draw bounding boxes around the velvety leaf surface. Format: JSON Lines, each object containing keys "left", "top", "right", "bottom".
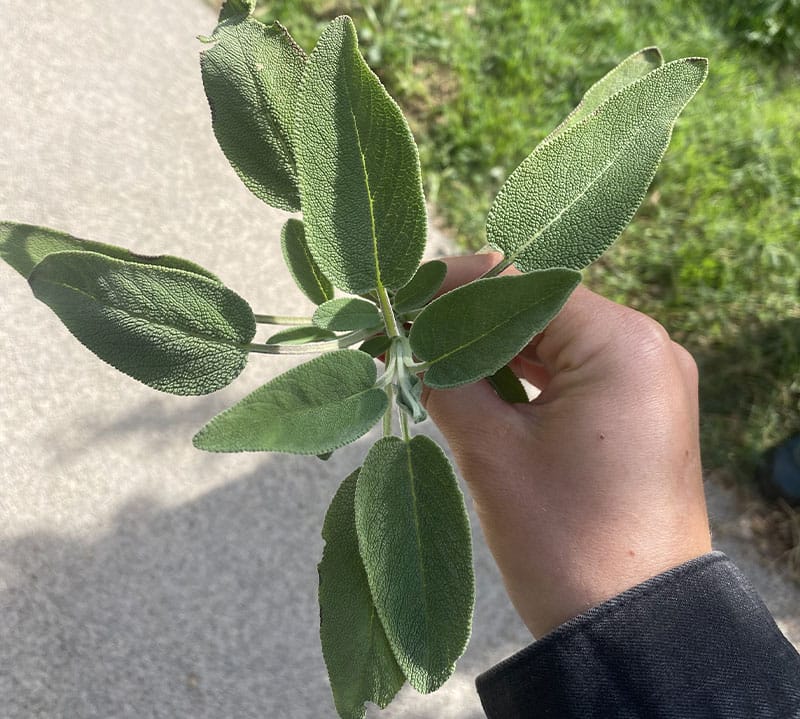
{"left": 410, "top": 270, "right": 581, "bottom": 388}
{"left": 548, "top": 47, "right": 663, "bottom": 141}
{"left": 393, "top": 260, "right": 447, "bottom": 314}
{"left": 201, "top": 16, "right": 306, "bottom": 211}
{"left": 266, "top": 325, "right": 337, "bottom": 344}
{"left": 281, "top": 219, "right": 334, "bottom": 305}
{"left": 294, "top": 16, "right": 426, "bottom": 293}
{"left": 355, "top": 436, "right": 474, "bottom": 693}
{"left": 28, "top": 251, "right": 255, "bottom": 395}
{"left": 486, "top": 58, "right": 708, "bottom": 272}
{"left": 218, "top": 0, "right": 254, "bottom": 21}
{"left": 319, "top": 470, "right": 405, "bottom": 719}
{"left": 0, "top": 222, "right": 219, "bottom": 281}
{"left": 193, "top": 350, "right": 387, "bottom": 454}
{"left": 313, "top": 298, "right": 382, "bottom": 332}
{"left": 486, "top": 364, "right": 529, "bottom": 403}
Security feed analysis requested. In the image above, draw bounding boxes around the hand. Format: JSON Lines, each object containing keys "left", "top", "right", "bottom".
{"left": 423, "top": 254, "right": 712, "bottom": 637}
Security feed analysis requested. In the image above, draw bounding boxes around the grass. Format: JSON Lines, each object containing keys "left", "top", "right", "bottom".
{"left": 215, "top": 1, "right": 800, "bottom": 560}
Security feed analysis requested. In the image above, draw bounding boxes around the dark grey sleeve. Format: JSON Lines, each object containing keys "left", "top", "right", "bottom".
{"left": 476, "top": 552, "right": 800, "bottom": 718}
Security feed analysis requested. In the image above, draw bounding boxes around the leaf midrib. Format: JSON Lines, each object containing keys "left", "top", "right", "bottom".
{"left": 502, "top": 122, "right": 650, "bottom": 267}
{"left": 249, "top": 385, "right": 382, "bottom": 426}
{"left": 426, "top": 284, "right": 564, "bottom": 365}
{"left": 35, "top": 274, "right": 247, "bottom": 350}
{"left": 343, "top": 48, "right": 383, "bottom": 293}
{"left": 404, "top": 439, "right": 433, "bottom": 674}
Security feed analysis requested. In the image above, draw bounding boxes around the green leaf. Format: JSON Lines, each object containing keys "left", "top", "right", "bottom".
{"left": 201, "top": 16, "right": 306, "bottom": 211}
{"left": 410, "top": 269, "right": 581, "bottom": 389}
{"left": 193, "top": 350, "right": 388, "bottom": 454}
{"left": 320, "top": 470, "right": 405, "bottom": 719}
{"left": 313, "top": 298, "right": 382, "bottom": 332}
{"left": 280, "top": 219, "right": 334, "bottom": 305}
{"left": 316, "top": 451, "right": 334, "bottom": 462}
{"left": 355, "top": 436, "right": 473, "bottom": 693}
{"left": 393, "top": 260, "right": 447, "bottom": 314}
{"left": 294, "top": 16, "right": 427, "bottom": 293}
{"left": 28, "top": 251, "right": 255, "bottom": 395}
{"left": 486, "top": 364, "right": 529, "bottom": 403}
{"left": 266, "top": 325, "right": 337, "bottom": 344}
{"left": 486, "top": 57, "right": 708, "bottom": 272}
{"left": 218, "top": 0, "right": 254, "bottom": 21}
{"left": 0, "top": 222, "right": 219, "bottom": 281}
{"left": 548, "top": 47, "right": 663, "bottom": 141}
{"left": 358, "top": 334, "right": 391, "bottom": 358}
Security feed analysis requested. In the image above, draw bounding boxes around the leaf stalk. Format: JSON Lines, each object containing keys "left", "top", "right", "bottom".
{"left": 253, "top": 314, "right": 312, "bottom": 325}
{"left": 244, "top": 328, "right": 374, "bottom": 355}
{"left": 376, "top": 284, "right": 402, "bottom": 338}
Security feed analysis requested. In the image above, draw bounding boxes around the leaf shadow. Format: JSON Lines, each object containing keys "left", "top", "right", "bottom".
{"left": 0, "top": 427, "right": 529, "bottom": 718}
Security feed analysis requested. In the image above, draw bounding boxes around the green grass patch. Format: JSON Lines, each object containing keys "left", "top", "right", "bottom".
{"left": 246, "top": 0, "right": 799, "bottom": 488}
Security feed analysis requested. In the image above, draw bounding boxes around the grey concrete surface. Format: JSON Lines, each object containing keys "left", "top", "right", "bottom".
{"left": 0, "top": 2, "right": 796, "bottom": 718}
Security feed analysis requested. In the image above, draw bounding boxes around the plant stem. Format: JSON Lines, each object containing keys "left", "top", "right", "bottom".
{"left": 253, "top": 314, "right": 311, "bottom": 325}
{"left": 480, "top": 255, "right": 514, "bottom": 279}
{"left": 244, "top": 328, "right": 373, "bottom": 355}
{"left": 383, "top": 384, "right": 394, "bottom": 436}
{"left": 376, "top": 284, "right": 401, "bottom": 338}
{"left": 399, "top": 410, "right": 411, "bottom": 442}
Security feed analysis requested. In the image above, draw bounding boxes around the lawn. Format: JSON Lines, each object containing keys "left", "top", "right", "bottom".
{"left": 235, "top": 1, "right": 800, "bottom": 556}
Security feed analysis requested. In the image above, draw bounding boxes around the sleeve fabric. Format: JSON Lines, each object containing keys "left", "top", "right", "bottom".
{"left": 476, "top": 551, "right": 800, "bottom": 718}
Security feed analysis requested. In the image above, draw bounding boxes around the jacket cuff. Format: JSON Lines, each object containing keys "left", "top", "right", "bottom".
{"left": 476, "top": 551, "right": 800, "bottom": 718}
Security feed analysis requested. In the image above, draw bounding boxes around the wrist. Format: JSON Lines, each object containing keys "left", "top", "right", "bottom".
{"left": 518, "top": 542, "right": 712, "bottom": 637}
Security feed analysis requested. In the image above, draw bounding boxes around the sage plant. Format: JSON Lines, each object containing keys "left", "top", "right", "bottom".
{"left": 0, "top": 2, "right": 707, "bottom": 716}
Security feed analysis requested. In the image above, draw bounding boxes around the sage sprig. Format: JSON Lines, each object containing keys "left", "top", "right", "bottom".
{"left": 0, "top": 2, "right": 707, "bottom": 715}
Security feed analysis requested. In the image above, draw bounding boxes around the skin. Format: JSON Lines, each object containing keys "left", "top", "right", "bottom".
{"left": 422, "top": 253, "right": 712, "bottom": 638}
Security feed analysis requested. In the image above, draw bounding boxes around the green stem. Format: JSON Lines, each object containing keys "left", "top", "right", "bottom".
{"left": 383, "top": 384, "right": 394, "bottom": 436}
{"left": 253, "top": 314, "right": 311, "bottom": 325}
{"left": 376, "top": 284, "right": 401, "bottom": 338}
{"left": 399, "top": 410, "right": 410, "bottom": 442}
{"left": 480, "top": 255, "right": 514, "bottom": 279}
{"left": 244, "top": 328, "right": 373, "bottom": 355}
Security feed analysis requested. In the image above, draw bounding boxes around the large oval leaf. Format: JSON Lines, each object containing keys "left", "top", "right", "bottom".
{"left": 0, "top": 222, "right": 219, "bottom": 281}
{"left": 410, "top": 269, "right": 581, "bottom": 389}
{"left": 486, "top": 57, "right": 708, "bottom": 272}
{"left": 355, "top": 435, "right": 473, "bottom": 693}
{"left": 193, "top": 350, "right": 387, "bottom": 454}
{"left": 201, "top": 16, "right": 306, "bottom": 211}
{"left": 28, "top": 251, "right": 255, "bottom": 395}
{"left": 280, "top": 219, "right": 334, "bottom": 305}
{"left": 319, "top": 470, "right": 405, "bottom": 719}
{"left": 294, "top": 16, "right": 427, "bottom": 293}
{"left": 547, "top": 46, "right": 663, "bottom": 141}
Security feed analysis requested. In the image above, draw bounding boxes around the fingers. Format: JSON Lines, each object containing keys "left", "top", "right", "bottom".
{"left": 435, "top": 252, "right": 515, "bottom": 295}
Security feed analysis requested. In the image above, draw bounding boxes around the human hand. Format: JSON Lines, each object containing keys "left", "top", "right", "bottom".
{"left": 423, "top": 254, "right": 712, "bottom": 637}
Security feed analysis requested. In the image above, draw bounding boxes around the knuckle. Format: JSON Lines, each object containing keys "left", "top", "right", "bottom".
{"left": 619, "top": 309, "right": 672, "bottom": 358}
